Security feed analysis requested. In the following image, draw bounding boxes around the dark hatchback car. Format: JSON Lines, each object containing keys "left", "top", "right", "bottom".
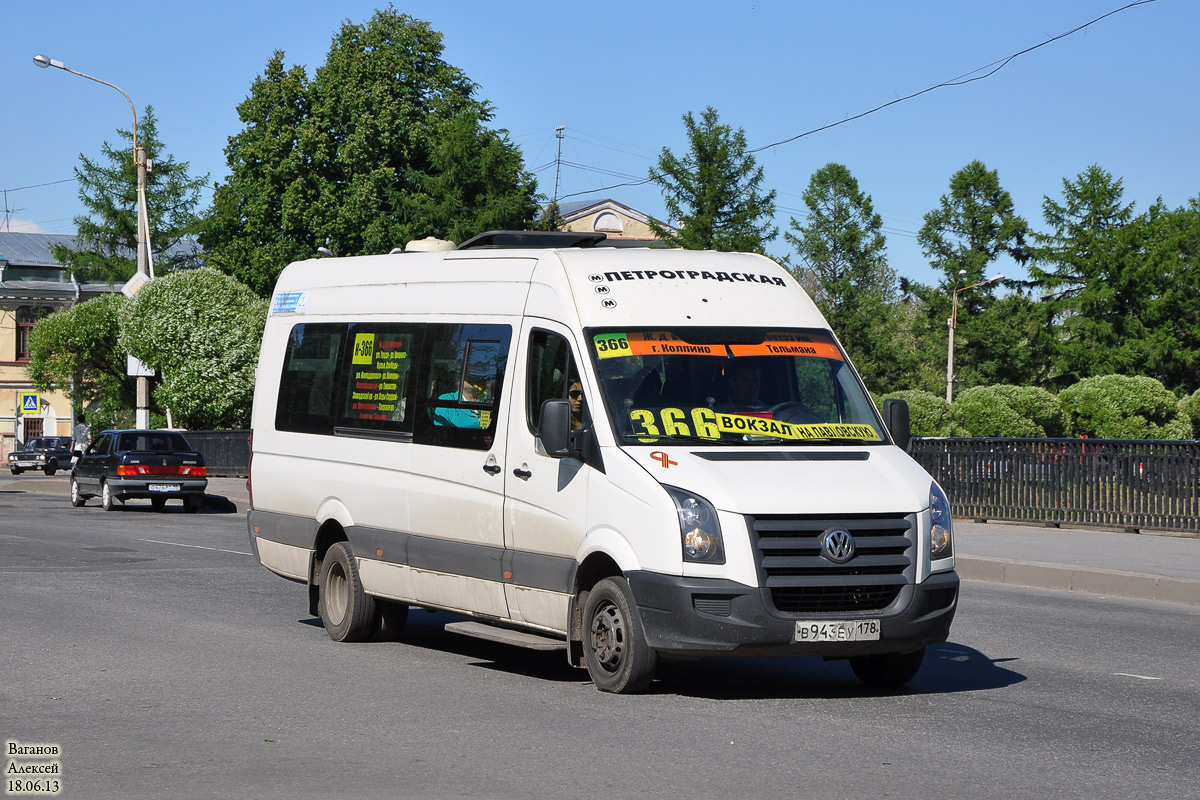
{"left": 9, "top": 436, "right": 75, "bottom": 475}
{"left": 71, "top": 429, "right": 208, "bottom": 512}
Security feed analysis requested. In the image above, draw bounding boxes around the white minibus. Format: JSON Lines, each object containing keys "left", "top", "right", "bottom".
{"left": 247, "top": 231, "right": 958, "bottom": 693}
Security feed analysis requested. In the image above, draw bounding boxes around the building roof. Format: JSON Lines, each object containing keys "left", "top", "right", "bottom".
{"left": 0, "top": 231, "right": 156, "bottom": 304}
{"left": 0, "top": 231, "right": 202, "bottom": 269}
{"left": 0, "top": 232, "right": 79, "bottom": 268}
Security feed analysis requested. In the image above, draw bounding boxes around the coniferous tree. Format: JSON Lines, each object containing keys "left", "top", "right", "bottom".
{"left": 52, "top": 106, "right": 207, "bottom": 283}
{"left": 1028, "top": 166, "right": 1200, "bottom": 390}
{"left": 910, "top": 160, "right": 1031, "bottom": 391}
{"left": 785, "top": 163, "right": 913, "bottom": 389}
{"left": 648, "top": 107, "right": 777, "bottom": 253}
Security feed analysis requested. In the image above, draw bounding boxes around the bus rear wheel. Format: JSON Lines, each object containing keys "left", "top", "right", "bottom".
{"left": 320, "top": 542, "right": 376, "bottom": 642}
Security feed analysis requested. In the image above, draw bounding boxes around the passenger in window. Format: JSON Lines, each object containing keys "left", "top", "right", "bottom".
{"left": 569, "top": 380, "right": 586, "bottom": 430}
{"left": 433, "top": 379, "right": 483, "bottom": 429}
{"left": 713, "top": 361, "right": 770, "bottom": 413}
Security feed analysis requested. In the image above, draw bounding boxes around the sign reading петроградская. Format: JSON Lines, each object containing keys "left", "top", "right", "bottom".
{"left": 5, "top": 741, "right": 62, "bottom": 796}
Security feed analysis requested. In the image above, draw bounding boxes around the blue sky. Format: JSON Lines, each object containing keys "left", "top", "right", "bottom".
{"left": 4, "top": 0, "right": 1194, "bottom": 285}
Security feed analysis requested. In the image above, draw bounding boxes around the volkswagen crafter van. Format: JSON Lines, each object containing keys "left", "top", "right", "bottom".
{"left": 247, "top": 231, "right": 958, "bottom": 693}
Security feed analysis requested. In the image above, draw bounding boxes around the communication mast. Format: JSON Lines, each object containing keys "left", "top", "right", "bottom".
{"left": 553, "top": 126, "right": 565, "bottom": 203}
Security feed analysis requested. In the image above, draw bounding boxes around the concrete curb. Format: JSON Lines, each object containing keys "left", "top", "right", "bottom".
{"left": 957, "top": 555, "right": 1200, "bottom": 607}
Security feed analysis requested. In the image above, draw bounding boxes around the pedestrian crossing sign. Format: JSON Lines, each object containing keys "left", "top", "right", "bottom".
{"left": 18, "top": 391, "right": 40, "bottom": 414}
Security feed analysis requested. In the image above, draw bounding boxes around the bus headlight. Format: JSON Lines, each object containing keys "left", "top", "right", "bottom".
{"left": 930, "top": 482, "right": 953, "bottom": 560}
{"left": 665, "top": 485, "right": 725, "bottom": 564}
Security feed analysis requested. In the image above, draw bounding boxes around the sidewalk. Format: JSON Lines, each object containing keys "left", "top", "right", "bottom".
{"left": 953, "top": 520, "right": 1200, "bottom": 606}
{"left": 5, "top": 475, "right": 1199, "bottom": 607}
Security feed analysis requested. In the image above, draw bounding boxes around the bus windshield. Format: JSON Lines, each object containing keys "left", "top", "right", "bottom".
{"left": 589, "top": 327, "right": 886, "bottom": 446}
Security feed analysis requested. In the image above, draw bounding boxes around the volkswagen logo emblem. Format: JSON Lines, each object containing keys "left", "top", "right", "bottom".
{"left": 820, "top": 529, "right": 856, "bottom": 564}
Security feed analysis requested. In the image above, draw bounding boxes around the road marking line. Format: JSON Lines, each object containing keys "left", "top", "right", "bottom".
{"left": 1113, "top": 672, "right": 1162, "bottom": 681}
{"left": 139, "top": 539, "right": 251, "bottom": 556}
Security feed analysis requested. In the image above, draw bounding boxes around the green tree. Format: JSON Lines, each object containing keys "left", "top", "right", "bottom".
{"left": 201, "top": 52, "right": 313, "bottom": 296}
{"left": 786, "top": 163, "right": 893, "bottom": 302}
{"left": 918, "top": 160, "right": 1030, "bottom": 287}
{"left": 909, "top": 160, "right": 1032, "bottom": 391}
{"left": 1112, "top": 197, "right": 1200, "bottom": 392}
{"left": 785, "top": 163, "right": 913, "bottom": 391}
{"left": 952, "top": 385, "right": 1065, "bottom": 437}
{"left": 119, "top": 270, "right": 268, "bottom": 429}
{"left": 648, "top": 106, "right": 777, "bottom": 252}
{"left": 970, "top": 291, "right": 1061, "bottom": 388}
{"left": 26, "top": 295, "right": 134, "bottom": 425}
{"left": 203, "top": 9, "right": 539, "bottom": 296}
{"left": 881, "top": 389, "right": 959, "bottom": 438}
{"left": 538, "top": 201, "right": 565, "bottom": 232}
{"left": 52, "top": 106, "right": 208, "bottom": 283}
{"left": 1029, "top": 165, "right": 1140, "bottom": 382}
{"left": 1059, "top": 375, "right": 1191, "bottom": 439}
{"left": 1180, "top": 391, "right": 1200, "bottom": 438}
{"left": 1031, "top": 169, "right": 1200, "bottom": 390}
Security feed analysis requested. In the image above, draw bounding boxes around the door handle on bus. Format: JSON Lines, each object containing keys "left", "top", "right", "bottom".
{"left": 513, "top": 466, "right": 532, "bottom": 480}
{"left": 482, "top": 463, "right": 502, "bottom": 475}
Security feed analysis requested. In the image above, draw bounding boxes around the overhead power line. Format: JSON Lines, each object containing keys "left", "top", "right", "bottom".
{"left": 1, "top": 178, "right": 77, "bottom": 193}
{"left": 748, "top": 0, "right": 1157, "bottom": 154}
{"left": 557, "top": 0, "right": 1156, "bottom": 202}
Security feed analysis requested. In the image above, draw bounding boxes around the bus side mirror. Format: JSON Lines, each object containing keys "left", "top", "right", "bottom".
{"left": 538, "top": 398, "right": 573, "bottom": 457}
{"left": 883, "top": 399, "right": 911, "bottom": 452}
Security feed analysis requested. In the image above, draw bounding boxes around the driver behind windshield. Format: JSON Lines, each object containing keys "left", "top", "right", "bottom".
{"left": 713, "top": 360, "right": 770, "bottom": 413}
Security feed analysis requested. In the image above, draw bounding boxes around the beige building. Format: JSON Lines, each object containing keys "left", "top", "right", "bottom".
{"left": 554, "top": 199, "right": 674, "bottom": 246}
{"left": 0, "top": 232, "right": 120, "bottom": 459}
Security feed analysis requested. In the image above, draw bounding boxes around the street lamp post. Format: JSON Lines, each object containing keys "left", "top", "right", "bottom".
{"left": 34, "top": 54, "right": 153, "bottom": 429}
{"left": 946, "top": 272, "right": 1004, "bottom": 403}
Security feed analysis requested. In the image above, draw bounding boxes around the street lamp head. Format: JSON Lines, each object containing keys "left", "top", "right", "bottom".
{"left": 33, "top": 54, "right": 64, "bottom": 70}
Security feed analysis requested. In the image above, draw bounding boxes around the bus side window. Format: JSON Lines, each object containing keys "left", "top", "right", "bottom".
{"left": 414, "top": 323, "right": 512, "bottom": 450}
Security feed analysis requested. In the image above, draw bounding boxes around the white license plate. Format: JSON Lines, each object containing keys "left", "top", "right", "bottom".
{"left": 148, "top": 483, "right": 181, "bottom": 492}
{"left": 794, "top": 619, "right": 881, "bottom": 642}
{"left": 16, "top": 461, "right": 35, "bottom": 467}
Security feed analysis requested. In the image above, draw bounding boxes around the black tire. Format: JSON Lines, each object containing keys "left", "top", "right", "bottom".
{"left": 378, "top": 600, "right": 409, "bottom": 639}
{"left": 849, "top": 647, "right": 926, "bottom": 687}
{"left": 583, "top": 577, "right": 657, "bottom": 694}
{"left": 151, "top": 497, "right": 166, "bottom": 511}
{"left": 184, "top": 495, "right": 202, "bottom": 513}
{"left": 320, "top": 542, "right": 377, "bottom": 642}
{"left": 70, "top": 478, "right": 86, "bottom": 508}
{"left": 100, "top": 480, "right": 116, "bottom": 512}
{"left": 11, "top": 467, "right": 21, "bottom": 475}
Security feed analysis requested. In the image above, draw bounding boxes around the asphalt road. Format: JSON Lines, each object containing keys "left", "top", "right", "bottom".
{"left": 3, "top": 487, "right": 1199, "bottom": 799}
